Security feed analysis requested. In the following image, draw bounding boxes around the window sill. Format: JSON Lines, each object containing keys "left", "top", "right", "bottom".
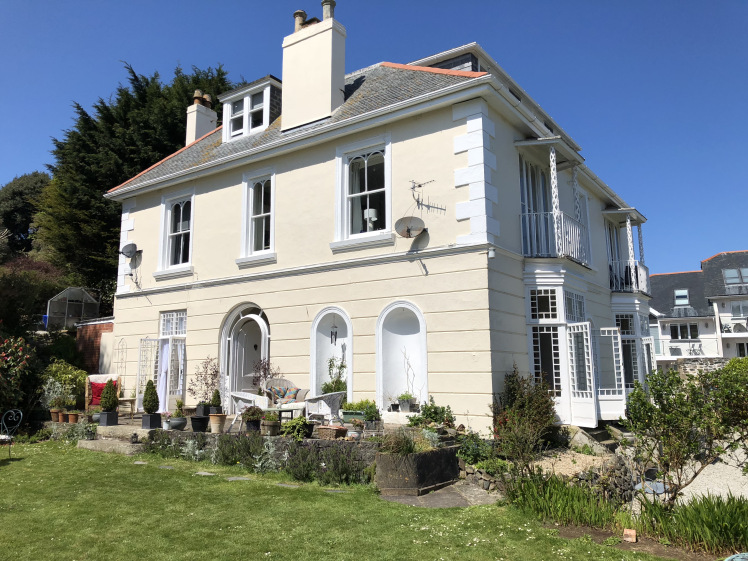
{"left": 153, "top": 266, "right": 194, "bottom": 281}
{"left": 329, "top": 232, "right": 395, "bottom": 254}
{"left": 235, "top": 252, "right": 277, "bottom": 269}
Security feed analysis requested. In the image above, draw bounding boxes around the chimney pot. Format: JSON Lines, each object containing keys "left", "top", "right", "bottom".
{"left": 321, "top": 0, "right": 336, "bottom": 20}
{"left": 293, "top": 10, "right": 307, "bottom": 32}
{"left": 193, "top": 89, "right": 204, "bottom": 105}
{"left": 202, "top": 94, "right": 212, "bottom": 109}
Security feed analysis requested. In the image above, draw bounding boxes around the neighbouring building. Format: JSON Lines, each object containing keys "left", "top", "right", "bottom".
{"left": 105, "top": 1, "right": 652, "bottom": 430}
{"left": 649, "top": 251, "right": 748, "bottom": 371}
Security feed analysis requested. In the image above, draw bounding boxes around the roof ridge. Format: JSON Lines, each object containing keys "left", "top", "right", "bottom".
{"left": 380, "top": 61, "right": 487, "bottom": 78}
{"left": 650, "top": 270, "right": 702, "bottom": 276}
{"left": 701, "top": 250, "right": 748, "bottom": 263}
{"left": 108, "top": 127, "right": 222, "bottom": 193}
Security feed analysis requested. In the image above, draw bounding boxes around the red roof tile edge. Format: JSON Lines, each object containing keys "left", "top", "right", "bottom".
{"left": 700, "top": 250, "right": 748, "bottom": 263}
{"left": 650, "top": 270, "right": 702, "bottom": 276}
{"left": 108, "top": 126, "right": 223, "bottom": 193}
{"left": 380, "top": 61, "right": 488, "bottom": 78}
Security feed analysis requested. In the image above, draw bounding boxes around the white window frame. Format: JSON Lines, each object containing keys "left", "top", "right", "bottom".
{"left": 154, "top": 189, "right": 195, "bottom": 280}
{"left": 564, "top": 291, "right": 585, "bottom": 323}
{"left": 529, "top": 288, "right": 558, "bottom": 321}
{"left": 330, "top": 134, "right": 394, "bottom": 253}
{"left": 731, "top": 300, "right": 748, "bottom": 318}
{"left": 724, "top": 268, "right": 748, "bottom": 285}
{"left": 669, "top": 322, "right": 699, "bottom": 340}
{"left": 674, "top": 289, "right": 689, "bottom": 306}
{"left": 158, "top": 311, "right": 187, "bottom": 398}
{"left": 236, "top": 168, "right": 277, "bottom": 268}
{"left": 221, "top": 85, "right": 271, "bottom": 143}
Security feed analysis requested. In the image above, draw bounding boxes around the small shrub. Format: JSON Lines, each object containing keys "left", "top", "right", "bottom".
{"left": 318, "top": 444, "right": 363, "bottom": 485}
{"left": 212, "top": 433, "right": 265, "bottom": 468}
{"left": 492, "top": 364, "right": 556, "bottom": 476}
{"left": 457, "top": 431, "right": 493, "bottom": 465}
{"left": 174, "top": 399, "right": 184, "bottom": 417}
{"left": 241, "top": 405, "right": 264, "bottom": 421}
{"left": 210, "top": 389, "right": 221, "bottom": 408}
{"left": 144, "top": 430, "right": 182, "bottom": 459}
{"left": 43, "top": 359, "right": 88, "bottom": 409}
{"left": 100, "top": 379, "right": 118, "bottom": 412}
{"left": 380, "top": 428, "right": 417, "bottom": 456}
{"left": 321, "top": 356, "right": 347, "bottom": 394}
{"left": 280, "top": 415, "right": 312, "bottom": 442}
{"left": 188, "top": 356, "right": 219, "bottom": 404}
{"left": 0, "top": 335, "right": 33, "bottom": 411}
{"left": 285, "top": 441, "right": 321, "bottom": 482}
{"left": 343, "top": 399, "right": 380, "bottom": 421}
{"left": 407, "top": 396, "right": 455, "bottom": 427}
{"left": 475, "top": 457, "right": 511, "bottom": 476}
{"left": 142, "top": 379, "right": 159, "bottom": 414}
{"left": 253, "top": 439, "right": 279, "bottom": 474}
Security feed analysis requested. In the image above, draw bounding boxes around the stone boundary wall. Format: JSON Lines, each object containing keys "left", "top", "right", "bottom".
{"left": 675, "top": 357, "right": 731, "bottom": 377}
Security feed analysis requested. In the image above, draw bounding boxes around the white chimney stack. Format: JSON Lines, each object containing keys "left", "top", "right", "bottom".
{"left": 281, "top": 1, "right": 346, "bottom": 131}
{"left": 186, "top": 89, "right": 218, "bottom": 145}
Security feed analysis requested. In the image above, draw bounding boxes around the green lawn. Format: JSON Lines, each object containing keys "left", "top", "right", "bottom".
{"left": 0, "top": 442, "right": 669, "bottom": 561}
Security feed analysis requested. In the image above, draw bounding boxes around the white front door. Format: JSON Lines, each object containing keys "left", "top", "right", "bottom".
{"left": 567, "top": 322, "right": 597, "bottom": 427}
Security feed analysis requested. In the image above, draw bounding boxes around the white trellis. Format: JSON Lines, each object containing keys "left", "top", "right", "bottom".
{"left": 136, "top": 338, "right": 159, "bottom": 412}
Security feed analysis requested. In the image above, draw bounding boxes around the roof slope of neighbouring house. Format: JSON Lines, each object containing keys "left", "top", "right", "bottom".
{"left": 649, "top": 270, "right": 711, "bottom": 318}
{"left": 108, "top": 63, "right": 486, "bottom": 196}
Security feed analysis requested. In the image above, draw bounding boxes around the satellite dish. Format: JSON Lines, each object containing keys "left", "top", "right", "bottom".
{"left": 120, "top": 243, "right": 138, "bottom": 259}
{"left": 394, "top": 216, "right": 425, "bottom": 239}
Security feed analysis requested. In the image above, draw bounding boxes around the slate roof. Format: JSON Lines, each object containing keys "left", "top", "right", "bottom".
{"left": 649, "top": 271, "right": 711, "bottom": 318}
{"left": 649, "top": 250, "right": 748, "bottom": 318}
{"left": 109, "top": 63, "right": 485, "bottom": 195}
{"left": 701, "top": 251, "right": 748, "bottom": 298}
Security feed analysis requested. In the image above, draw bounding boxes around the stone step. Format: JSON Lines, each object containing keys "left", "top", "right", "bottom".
{"left": 77, "top": 439, "right": 145, "bottom": 456}
{"left": 97, "top": 424, "right": 156, "bottom": 442}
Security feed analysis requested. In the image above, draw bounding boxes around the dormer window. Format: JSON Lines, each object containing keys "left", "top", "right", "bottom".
{"left": 674, "top": 289, "right": 689, "bottom": 306}
{"left": 724, "top": 268, "right": 748, "bottom": 284}
{"left": 219, "top": 76, "right": 281, "bottom": 143}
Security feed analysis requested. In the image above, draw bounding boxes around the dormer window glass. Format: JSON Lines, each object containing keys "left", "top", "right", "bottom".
{"left": 220, "top": 79, "right": 281, "bottom": 143}
{"left": 230, "top": 100, "right": 244, "bottom": 137}
{"left": 674, "top": 289, "right": 689, "bottom": 306}
{"left": 724, "top": 268, "right": 748, "bottom": 284}
{"left": 250, "top": 93, "right": 264, "bottom": 128}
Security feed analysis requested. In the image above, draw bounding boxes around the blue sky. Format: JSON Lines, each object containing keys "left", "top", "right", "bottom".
{"left": 1, "top": 1, "right": 746, "bottom": 274}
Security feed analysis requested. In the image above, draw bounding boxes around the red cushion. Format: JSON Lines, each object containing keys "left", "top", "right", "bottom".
{"left": 90, "top": 381, "right": 116, "bottom": 406}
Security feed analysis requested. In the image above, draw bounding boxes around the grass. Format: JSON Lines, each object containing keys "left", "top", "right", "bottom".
{"left": 0, "top": 442, "right": 671, "bottom": 561}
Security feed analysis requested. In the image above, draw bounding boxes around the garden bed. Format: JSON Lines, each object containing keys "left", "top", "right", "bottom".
{"left": 376, "top": 445, "right": 459, "bottom": 496}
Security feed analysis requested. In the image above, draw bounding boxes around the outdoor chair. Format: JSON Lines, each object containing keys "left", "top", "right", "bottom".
{"left": 305, "top": 391, "right": 346, "bottom": 426}
{"left": 264, "top": 377, "right": 309, "bottom": 418}
{"left": 1, "top": 409, "right": 23, "bottom": 459}
{"left": 85, "top": 374, "right": 121, "bottom": 411}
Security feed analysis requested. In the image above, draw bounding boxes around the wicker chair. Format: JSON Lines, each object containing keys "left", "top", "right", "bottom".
{"left": 264, "top": 377, "right": 309, "bottom": 418}
{"left": 85, "top": 374, "right": 121, "bottom": 411}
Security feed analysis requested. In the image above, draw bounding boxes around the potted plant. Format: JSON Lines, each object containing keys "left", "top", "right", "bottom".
{"left": 209, "top": 389, "right": 223, "bottom": 414}
{"left": 260, "top": 412, "right": 281, "bottom": 436}
{"left": 67, "top": 409, "right": 80, "bottom": 424}
{"left": 99, "top": 379, "right": 119, "bottom": 426}
{"left": 162, "top": 411, "right": 171, "bottom": 430}
{"left": 169, "top": 399, "right": 187, "bottom": 431}
{"left": 209, "top": 390, "right": 227, "bottom": 434}
{"left": 348, "top": 418, "right": 365, "bottom": 440}
{"left": 188, "top": 356, "right": 219, "bottom": 417}
{"left": 398, "top": 392, "right": 415, "bottom": 413}
{"left": 87, "top": 406, "right": 102, "bottom": 423}
{"left": 280, "top": 415, "right": 314, "bottom": 441}
{"left": 49, "top": 395, "right": 66, "bottom": 422}
{"left": 191, "top": 414, "right": 209, "bottom": 433}
{"left": 42, "top": 378, "right": 66, "bottom": 422}
{"left": 321, "top": 356, "right": 347, "bottom": 394}
{"left": 141, "top": 379, "right": 161, "bottom": 429}
{"left": 241, "top": 406, "right": 264, "bottom": 432}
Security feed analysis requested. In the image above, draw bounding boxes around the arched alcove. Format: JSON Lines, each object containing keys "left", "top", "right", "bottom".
{"left": 310, "top": 307, "right": 353, "bottom": 401}
{"left": 376, "top": 301, "right": 427, "bottom": 410}
{"left": 219, "top": 303, "right": 270, "bottom": 413}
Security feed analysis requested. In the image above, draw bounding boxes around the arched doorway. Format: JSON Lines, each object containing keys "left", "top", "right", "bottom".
{"left": 219, "top": 304, "right": 270, "bottom": 413}
{"left": 376, "top": 302, "right": 427, "bottom": 410}
{"left": 310, "top": 307, "right": 353, "bottom": 401}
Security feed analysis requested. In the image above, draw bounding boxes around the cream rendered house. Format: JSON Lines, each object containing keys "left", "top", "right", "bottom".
{"left": 106, "top": 1, "right": 651, "bottom": 431}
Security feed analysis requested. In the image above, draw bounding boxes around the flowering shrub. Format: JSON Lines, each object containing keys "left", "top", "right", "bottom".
{"left": 0, "top": 335, "right": 32, "bottom": 411}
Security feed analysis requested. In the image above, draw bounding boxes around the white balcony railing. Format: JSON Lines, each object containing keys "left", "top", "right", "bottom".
{"left": 521, "top": 211, "right": 590, "bottom": 266}
{"left": 609, "top": 259, "right": 650, "bottom": 294}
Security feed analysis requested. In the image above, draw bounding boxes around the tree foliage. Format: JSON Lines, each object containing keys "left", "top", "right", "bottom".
{"left": 35, "top": 64, "right": 235, "bottom": 303}
{"left": 620, "top": 361, "right": 748, "bottom": 508}
{"left": 0, "top": 256, "right": 68, "bottom": 336}
{"left": 0, "top": 171, "right": 50, "bottom": 257}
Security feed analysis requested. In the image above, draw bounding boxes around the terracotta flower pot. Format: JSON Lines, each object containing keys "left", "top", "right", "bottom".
{"left": 209, "top": 413, "right": 227, "bottom": 434}
{"left": 67, "top": 412, "right": 79, "bottom": 424}
{"left": 49, "top": 409, "right": 60, "bottom": 422}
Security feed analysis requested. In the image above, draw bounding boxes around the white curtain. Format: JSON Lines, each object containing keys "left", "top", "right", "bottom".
{"left": 157, "top": 339, "right": 170, "bottom": 413}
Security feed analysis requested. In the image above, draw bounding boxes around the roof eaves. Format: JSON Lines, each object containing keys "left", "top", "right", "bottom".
{"left": 380, "top": 61, "right": 487, "bottom": 78}
{"left": 107, "top": 127, "right": 222, "bottom": 194}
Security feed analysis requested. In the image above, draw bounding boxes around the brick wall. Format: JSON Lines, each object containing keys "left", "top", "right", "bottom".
{"left": 76, "top": 322, "right": 114, "bottom": 374}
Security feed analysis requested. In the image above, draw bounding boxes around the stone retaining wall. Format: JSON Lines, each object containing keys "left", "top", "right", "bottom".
{"left": 676, "top": 357, "right": 731, "bottom": 376}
